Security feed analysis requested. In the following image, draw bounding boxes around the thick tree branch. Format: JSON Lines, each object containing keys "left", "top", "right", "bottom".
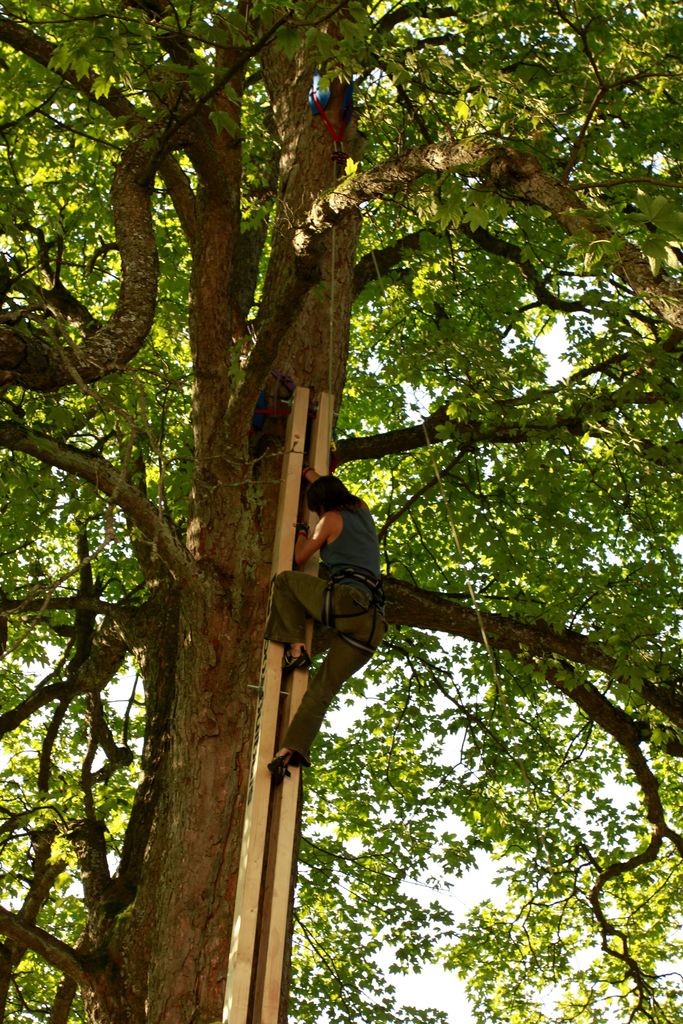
{"left": 159, "top": 157, "right": 198, "bottom": 249}
{"left": 336, "top": 408, "right": 447, "bottom": 464}
{"left": 27, "top": 225, "right": 99, "bottom": 333}
{"left": 385, "top": 576, "right": 616, "bottom": 672}
{"left": 0, "top": 9, "right": 200, "bottom": 256}
{"left": 386, "top": 577, "right": 683, "bottom": 733}
{"left": 548, "top": 665, "right": 667, "bottom": 826}
{"left": 376, "top": 4, "right": 459, "bottom": 32}
{"left": 112, "top": 584, "right": 180, "bottom": 906}
{"left": 0, "top": 596, "right": 124, "bottom": 616}
{"left": 293, "top": 138, "right": 495, "bottom": 256}
{"left": 352, "top": 232, "right": 424, "bottom": 296}
{"left": 292, "top": 140, "right": 683, "bottom": 330}
{"left": 0, "top": 422, "right": 193, "bottom": 581}
{"left": 0, "top": 906, "right": 87, "bottom": 986}
{"left": 0, "top": 828, "right": 67, "bottom": 1018}
{"left": 0, "top": 136, "right": 159, "bottom": 391}
{"left": 0, "top": 616, "right": 128, "bottom": 739}
{"left": 485, "top": 149, "right": 683, "bottom": 330}
{"left": 38, "top": 698, "right": 72, "bottom": 794}
{"left": 456, "top": 221, "right": 588, "bottom": 312}
{"left": 0, "top": 15, "right": 134, "bottom": 121}
{"left": 336, "top": 380, "right": 670, "bottom": 464}
{"left": 49, "top": 976, "right": 78, "bottom": 1024}
{"left": 68, "top": 815, "right": 111, "bottom": 910}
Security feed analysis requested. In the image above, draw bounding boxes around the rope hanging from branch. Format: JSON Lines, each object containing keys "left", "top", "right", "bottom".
{"left": 308, "top": 72, "right": 355, "bottom": 400}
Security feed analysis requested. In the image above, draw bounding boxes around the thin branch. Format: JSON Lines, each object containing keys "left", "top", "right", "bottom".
{"left": 573, "top": 176, "right": 683, "bottom": 192}
{"left": 455, "top": 221, "right": 588, "bottom": 313}
{"left": 0, "top": 617, "right": 127, "bottom": 741}
{"left": 485, "top": 149, "right": 683, "bottom": 330}
{"left": 0, "top": 14, "right": 136, "bottom": 121}
{"left": 378, "top": 448, "right": 469, "bottom": 541}
{"left": 562, "top": 82, "right": 607, "bottom": 181}
{"left": 48, "top": 976, "right": 78, "bottom": 1024}
{"left": 352, "top": 231, "right": 423, "bottom": 296}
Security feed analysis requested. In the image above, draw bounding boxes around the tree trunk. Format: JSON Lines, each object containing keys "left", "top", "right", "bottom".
{"left": 73, "top": 59, "right": 363, "bottom": 1024}
{"left": 261, "top": 43, "right": 362, "bottom": 396}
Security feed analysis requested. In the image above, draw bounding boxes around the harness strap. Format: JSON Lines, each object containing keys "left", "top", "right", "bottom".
{"left": 322, "top": 579, "right": 335, "bottom": 628}
{"left": 310, "top": 85, "right": 345, "bottom": 143}
{"left": 321, "top": 569, "right": 385, "bottom": 651}
{"left": 310, "top": 80, "right": 354, "bottom": 165}
{"left": 335, "top": 568, "right": 385, "bottom": 603}
{"left": 337, "top": 631, "right": 378, "bottom": 655}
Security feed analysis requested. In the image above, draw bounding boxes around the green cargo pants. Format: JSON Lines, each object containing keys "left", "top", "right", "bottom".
{"left": 264, "top": 570, "right": 387, "bottom": 765}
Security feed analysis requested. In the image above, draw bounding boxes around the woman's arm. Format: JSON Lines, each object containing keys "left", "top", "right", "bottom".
{"left": 294, "top": 511, "right": 343, "bottom": 566}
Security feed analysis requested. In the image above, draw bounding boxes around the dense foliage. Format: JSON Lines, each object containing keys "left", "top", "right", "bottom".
{"left": 0, "top": 2, "right": 682, "bottom": 1023}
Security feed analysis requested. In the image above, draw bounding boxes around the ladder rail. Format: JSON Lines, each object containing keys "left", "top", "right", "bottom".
{"left": 223, "top": 388, "right": 311, "bottom": 1024}
{"left": 256, "top": 391, "right": 334, "bottom": 1024}
{"left": 224, "top": 389, "right": 335, "bottom": 1024}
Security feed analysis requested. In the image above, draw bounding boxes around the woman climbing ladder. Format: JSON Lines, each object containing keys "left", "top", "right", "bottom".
{"left": 265, "top": 468, "right": 387, "bottom": 780}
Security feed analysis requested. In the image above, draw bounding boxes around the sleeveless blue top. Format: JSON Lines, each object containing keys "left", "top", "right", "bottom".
{"left": 321, "top": 506, "right": 381, "bottom": 584}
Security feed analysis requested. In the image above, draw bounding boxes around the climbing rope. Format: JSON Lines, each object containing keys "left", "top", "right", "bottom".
{"left": 421, "top": 422, "right": 533, "bottom": 787}
{"left": 421, "top": 420, "right": 502, "bottom": 688}
{"left": 328, "top": 225, "right": 336, "bottom": 397}
{"left": 308, "top": 73, "right": 353, "bottom": 400}
{"left": 370, "top": 219, "right": 505, "bottom": 685}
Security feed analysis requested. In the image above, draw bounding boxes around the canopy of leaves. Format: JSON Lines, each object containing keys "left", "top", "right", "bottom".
{"left": 0, "top": 2, "right": 682, "bottom": 1023}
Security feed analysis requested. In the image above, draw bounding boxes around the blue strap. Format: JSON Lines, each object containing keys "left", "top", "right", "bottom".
{"left": 309, "top": 74, "right": 354, "bottom": 140}
{"left": 308, "top": 72, "right": 331, "bottom": 115}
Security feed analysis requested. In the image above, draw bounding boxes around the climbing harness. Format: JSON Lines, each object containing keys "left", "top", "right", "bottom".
{"left": 251, "top": 376, "right": 338, "bottom": 472}
{"left": 251, "top": 369, "right": 295, "bottom": 431}
{"left": 308, "top": 71, "right": 354, "bottom": 166}
{"left": 321, "top": 566, "right": 386, "bottom": 654}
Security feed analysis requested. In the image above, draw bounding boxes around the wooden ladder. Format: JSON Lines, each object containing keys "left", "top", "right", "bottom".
{"left": 223, "top": 387, "right": 333, "bottom": 1024}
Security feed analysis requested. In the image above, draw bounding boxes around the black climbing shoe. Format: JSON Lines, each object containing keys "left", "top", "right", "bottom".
{"left": 282, "top": 647, "right": 311, "bottom": 673}
{"left": 268, "top": 754, "right": 291, "bottom": 786}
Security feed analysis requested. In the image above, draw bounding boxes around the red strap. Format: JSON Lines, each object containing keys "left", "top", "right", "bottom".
{"left": 311, "top": 85, "right": 347, "bottom": 144}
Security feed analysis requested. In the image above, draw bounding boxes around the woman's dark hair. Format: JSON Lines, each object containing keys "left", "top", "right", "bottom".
{"left": 306, "top": 475, "right": 362, "bottom": 515}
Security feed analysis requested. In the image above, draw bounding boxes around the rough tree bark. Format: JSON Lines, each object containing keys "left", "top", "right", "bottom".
{"left": 61, "top": 38, "right": 367, "bottom": 1024}
{"left": 1, "top": 5, "right": 682, "bottom": 1022}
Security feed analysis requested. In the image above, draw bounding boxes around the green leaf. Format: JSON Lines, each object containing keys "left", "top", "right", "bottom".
{"left": 454, "top": 98, "right": 470, "bottom": 120}
{"left": 209, "top": 109, "right": 238, "bottom": 136}
{"left": 274, "top": 25, "right": 301, "bottom": 60}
